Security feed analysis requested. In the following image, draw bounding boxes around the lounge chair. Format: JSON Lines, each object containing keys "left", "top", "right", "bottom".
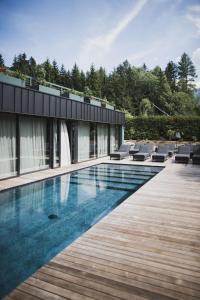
{"left": 129, "top": 142, "right": 143, "bottom": 155}
{"left": 175, "top": 144, "right": 192, "bottom": 163}
{"left": 132, "top": 144, "right": 154, "bottom": 161}
{"left": 152, "top": 144, "right": 170, "bottom": 162}
{"left": 192, "top": 144, "right": 200, "bottom": 164}
{"left": 110, "top": 144, "right": 132, "bottom": 160}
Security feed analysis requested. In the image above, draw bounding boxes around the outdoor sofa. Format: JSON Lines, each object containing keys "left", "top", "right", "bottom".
{"left": 175, "top": 144, "right": 192, "bottom": 163}
{"left": 152, "top": 144, "right": 170, "bottom": 162}
{"left": 110, "top": 144, "right": 132, "bottom": 160}
{"left": 192, "top": 144, "right": 200, "bottom": 164}
{"left": 132, "top": 144, "right": 154, "bottom": 161}
{"left": 129, "top": 142, "right": 144, "bottom": 155}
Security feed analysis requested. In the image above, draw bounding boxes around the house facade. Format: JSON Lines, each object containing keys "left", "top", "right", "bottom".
{"left": 0, "top": 80, "right": 125, "bottom": 180}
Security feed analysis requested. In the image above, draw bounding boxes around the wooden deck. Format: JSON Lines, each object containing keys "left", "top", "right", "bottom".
{"left": 5, "top": 162, "right": 200, "bottom": 300}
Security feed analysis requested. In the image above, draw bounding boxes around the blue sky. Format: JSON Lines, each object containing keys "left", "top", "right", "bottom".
{"left": 0, "top": 0, "right": 200, "bottom": 86}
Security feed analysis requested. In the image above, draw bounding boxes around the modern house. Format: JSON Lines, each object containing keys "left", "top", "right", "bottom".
{"left": 0, "top": 74, "right": 125, "bottom": 180}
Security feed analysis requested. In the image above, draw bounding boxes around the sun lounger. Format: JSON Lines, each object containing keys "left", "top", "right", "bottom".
{"left": 175, "top": 144, "right": 192, "bottom": 163}
{"left": 110, "top": 144, "right": 132, "bottom": 160}
{"left": 152, "top": 144, "right": 170, "bottom": 162}
{"left": 133, "top": 144, "right": 154, "bottom": 161}
{"left": 129, "top": 142, "right": 143, "bottom": 155}
{"left": 192, "top": 144, "right": 200, "bottom": 164}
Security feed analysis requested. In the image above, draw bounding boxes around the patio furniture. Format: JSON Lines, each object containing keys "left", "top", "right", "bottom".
{"left": 152, "top": 144, "right": 170, "bottom": 162}
{"left": 132, "top": 144, "right": 155, "bottom": 161}
{"left": 175, "top": 144, "right": 192, "bottom": 163}
{"left": 110, "top": 144, "right": 132, "bottom": 160}
{"left": 129, "top": 142, "right": 143, "bottom": 155}
{"left": 192, "top": 144, "right": 200, "bottom": 164}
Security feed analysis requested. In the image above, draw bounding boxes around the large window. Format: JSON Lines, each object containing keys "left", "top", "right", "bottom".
{"left": 78, "top": 122, "right": 90, "bottom": 162}
{"left": 0, "top": 114, "right": 17, "bottom": 179}
{"left": 97, "top": 124, "right": 108, "bottom": 157}
{"left": 20, "top": 117, "right": 50, "bottom": 174}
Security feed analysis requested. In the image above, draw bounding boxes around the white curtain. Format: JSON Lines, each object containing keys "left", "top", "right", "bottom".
{"left": 110, "top": 125, "right": 116, "bottom": 153}
{"left": 0, "top": 115, "right": 16, "bottom": 179}
{"left": 78, "top": 122, "right": 90, "bottom": 162}
{"left": 60, "top": 121, "right": 71, "bottom": 166}
{"left": 97, "top": 124, "right": 108, "bottom": 157}
{"left": 53, "top": 121, "right": 59, "bottom": 167}
{"left": 20, "top": 117, "right": 48, "bottom": 173}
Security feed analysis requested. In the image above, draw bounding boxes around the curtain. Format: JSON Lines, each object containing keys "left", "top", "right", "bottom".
{"left": 97, "top": 124, "right": 108, "bottom": 157}
{"left": 53, "top": 120, "right": 60, "bottom": 167}
{"left": 110, "top": 125, "right": 116, "bottom": 153}
{"left": 60, "top": 121, "right": 71, "bottom": 166}
{"left": 20, "top": 117, "right": 48, "bottom": 173}
{"left": 78, "top": 122, "right": 90, "bottom": 162}
{"left": 0, "top": 114, "right": 16, "bottom": 179}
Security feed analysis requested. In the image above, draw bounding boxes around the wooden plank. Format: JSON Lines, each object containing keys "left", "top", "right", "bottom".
{"left": 5, "top": 162, "right": 200, "bottom": 299}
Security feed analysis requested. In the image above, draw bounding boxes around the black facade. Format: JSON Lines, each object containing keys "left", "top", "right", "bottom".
{"left": 0, "top": 82, "right": 125, "bottom": 125}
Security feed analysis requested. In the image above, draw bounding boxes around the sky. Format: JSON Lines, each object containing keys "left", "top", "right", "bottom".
{"left": 0, "top": 0, "right": 200, "bottom": 86}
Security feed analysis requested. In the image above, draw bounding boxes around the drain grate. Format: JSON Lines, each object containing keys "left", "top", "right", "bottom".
{"left": 48, "top": 214, "right": 58, "bottom": 219}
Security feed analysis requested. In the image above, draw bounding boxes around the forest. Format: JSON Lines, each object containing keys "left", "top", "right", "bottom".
{"left": 0, "top": 52, "right": 199, "bottom": 116}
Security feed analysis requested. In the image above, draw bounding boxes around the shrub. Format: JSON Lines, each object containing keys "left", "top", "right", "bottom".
{"left": 125, "top": 116, "right": 200, "bottom": 141}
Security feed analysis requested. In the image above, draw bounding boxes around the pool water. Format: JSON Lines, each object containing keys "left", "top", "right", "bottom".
{"left": 0, "top": 163, "right": 162, "bottom": 298}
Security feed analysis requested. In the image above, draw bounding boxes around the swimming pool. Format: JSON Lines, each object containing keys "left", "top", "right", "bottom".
{"left": 0, "top": 163, "right": 163, "bottom": 298}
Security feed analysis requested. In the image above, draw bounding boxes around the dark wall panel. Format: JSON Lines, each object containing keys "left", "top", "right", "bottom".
{"left": 0, "top": 83, "right": 3, "bottom": 110}
{"left": 34, "top": 92, "right": 43, "bottom": 115}
{"left": 50, "top": 96, "right": 56, "bottom": 117}
{"left": 67, "top": 100, "right": 72, "bottom": 119}
{"left": 15, "top": 87, "right": 22, "bottom": 113}
{"left": 22, "top": 89, "right": 29, "bottom": 113}
{"left": 60, "top": 98, "right": 66, "bottom": 118}
{"left": 56, "top": 97, "right": 60, "bottom": 117}
{"left": 28, "top": 90, "right": 34, "bottom": 114}
{"left": 3, "top": 84, "right": 14, "bottom": 112}
{"left": 43, "top": 94, "right": 50, "bottom": 116}
{"left": 0, "top": 82, "right": 125, "bottom": 125}
{"left": 72, "top": 102, "right": 76, "bottom": 119}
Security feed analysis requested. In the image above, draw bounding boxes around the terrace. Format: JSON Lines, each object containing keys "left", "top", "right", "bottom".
{"left": 1, "top": 155, "right": 200, "bottom": 300}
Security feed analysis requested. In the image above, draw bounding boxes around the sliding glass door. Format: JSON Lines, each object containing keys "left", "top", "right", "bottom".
{"left": 20, "top": 117, "right": 50, "bottom": 174}
{"left": 97, "top": 124, "right": 108, "bottom": 157}
{"left": 0, "top": 114, "right": 17, "bottom": 179}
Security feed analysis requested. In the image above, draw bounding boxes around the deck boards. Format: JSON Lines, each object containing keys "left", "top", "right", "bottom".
{"left": 5, "top": 162, "right": 200, "bottom": 300}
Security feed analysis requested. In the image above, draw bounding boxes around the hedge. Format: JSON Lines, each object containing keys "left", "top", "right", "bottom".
{"left": 125, "top": 116, "right": 200, "bottom": 141}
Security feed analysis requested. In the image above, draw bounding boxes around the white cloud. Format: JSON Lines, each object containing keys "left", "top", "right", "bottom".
{"left": 188, "top": 5, "right": 200, "bottom": 13}
{"left": 77, "top": 0, "right": 147, "bottom": 68}
{"left": 192, "top": 47, "right": 200, "bottom": 65}
{"left": 186, "top": 5, "right": 200, "bottom": 36}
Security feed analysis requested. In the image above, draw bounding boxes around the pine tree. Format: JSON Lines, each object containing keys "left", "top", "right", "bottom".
{"left": 43, "top": 59, "right": 53, "bottom": 82}
{"left": 165, "top": 61, "right": 178, "bottom": 92}
{"left": 52, "top": 60, "right": 59, "bottom": 84}
{"left": 29, "top": 56, "right": 37, "bottom": 78}
{"left": 71, "top": 63, "right": 81, "bottom": 91}
{"left": 59, "top": 64, "right": 67, "bottom": 86}
{"left": 0, "top": 54, "right": 5, "bottom": 67}
{"left": 178, "top": 53, "right": 197, "bottom": 92}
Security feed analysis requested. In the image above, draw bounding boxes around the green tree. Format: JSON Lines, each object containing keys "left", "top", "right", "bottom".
{"left": 139, "top": 98, "right": 154, "bottom": 116}
{"left": 0, "top": 54, "right": 5, "bottom": 67}
{"left": 28, "top": 56, "right": 37, "bottom": 78}
{"left": 52, "top": 60, "right": 59, "bottom": 83}
{"left": 43, "top": 59, "right": 53, "bottom": 82}
{"left": 71, "top": 63, "right": 81, "bottom": 91}
{"left": 178, "top": 53, "right": 197, "bottom": 92}
{"left": 165, "top": 61, "right": 178, "bottom": 92}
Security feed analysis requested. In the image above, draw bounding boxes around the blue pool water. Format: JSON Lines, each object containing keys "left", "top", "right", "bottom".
{"left": 0, "top": 163, "right": 162, "bottom": 298}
